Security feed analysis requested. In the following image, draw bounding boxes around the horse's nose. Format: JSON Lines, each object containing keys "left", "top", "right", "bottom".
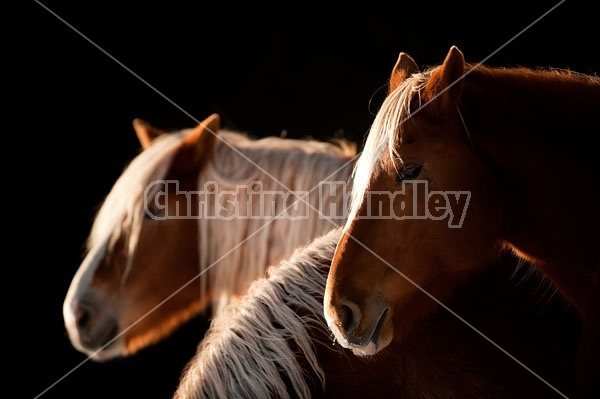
{"left": 71, "top": 300, "right": 119, "bottom": 349}
{"left": 337, "top": 298, "right": 362, "bottom": 336}
{"left": 74, "top": 301, "right": 93, "bottom": 332}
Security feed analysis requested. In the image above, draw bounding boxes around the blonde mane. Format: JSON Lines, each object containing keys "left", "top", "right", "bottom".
{"left": 347, "top": 63, "right": 570, "bottom": 301}
{"left": 199, "top": 131, "right": 354, "bottom": 312}
{"left": 88, "top": 131, "right": 188, "bottom": 270}
{"left": 174, "top": 227, "right": 342, "bottom": 399}
{"left": 347, "top": 64, "right": 600, "bottom": 224}
{"left": 347, "top": 71, "right": 429, "bottom": 225}
{"left": 87, "top": 126, "right": 356, "bottom": 313}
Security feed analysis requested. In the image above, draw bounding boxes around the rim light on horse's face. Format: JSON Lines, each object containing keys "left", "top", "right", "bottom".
{"left": 324, "top": 47, "right": 600, "bottom": 398}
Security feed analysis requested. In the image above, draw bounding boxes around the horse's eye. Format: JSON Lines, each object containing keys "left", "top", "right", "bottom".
{"left": 396, "top": 163, "right": 422, "bottom": 183}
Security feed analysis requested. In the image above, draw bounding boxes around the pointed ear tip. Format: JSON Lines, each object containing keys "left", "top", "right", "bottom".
{"left": 449, "top": 45, "right": 464, "bottom": 57}
{"left": 132, "top": 118, "right": 150, "bottom": 128}
{"left": 207, "top": 113, "right": 221, "bottom": 124}
{"left": 394, "top": 51, "right": 418, "bottom": 69}
{"left": 396, "top": 52, "right": 413, "bottom": 61}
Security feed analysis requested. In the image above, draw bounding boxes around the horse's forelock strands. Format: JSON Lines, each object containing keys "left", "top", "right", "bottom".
{"left": 87, "top": 131, "right": 186, "bottom": 256}
{"left": 175, "top": 228, "right": 341, "bottom": 399}
{"left": 347, "top": 72, "right": 429, "bottom": 224}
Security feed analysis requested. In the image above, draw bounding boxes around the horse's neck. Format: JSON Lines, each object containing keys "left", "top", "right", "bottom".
{"left": 464, "top": 67, "right": 600, "bottom": 229}
{"left": 463, "top": 68, "right": 600, "bottom": 312}
{"left": 463, "top": 67, "right": 600, "bottom": 146}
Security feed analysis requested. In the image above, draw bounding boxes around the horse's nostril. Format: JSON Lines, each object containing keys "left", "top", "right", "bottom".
{"left": 73, "top": 300, "right": 119, "bottom": 349}
{"left": 75, "top": 303, "right": 92, "bottom": 331}
{"left": 340, "top": 304, "right": 353, "bottom": 332}
{"left": 338, "top": 299, "right": 361, "bottom": 334}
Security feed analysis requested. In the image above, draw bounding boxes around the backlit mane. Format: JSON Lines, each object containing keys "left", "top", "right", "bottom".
{"left": 197, "top": 131, "right": 355, "bottom": 312}
{"left": 347, "top": 71, "right": 429, "bottom": 224}
{"left": 344, "top": 62, "right": 585, "bottom": 300}
{"left": 347, "top": 63, "right": 599, "bottom": 226}
{"left": 88, "top": 131, "right": 187, "bottom": 270}
{"left": 175, "top": 228, "right": 341, "bottom": 399}
{"left": 87, "top": 126, "right": 356, "bottom": 313}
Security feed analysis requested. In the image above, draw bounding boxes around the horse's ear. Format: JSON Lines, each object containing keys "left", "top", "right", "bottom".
{"left": 422, "top": 46, "right": 465, "bottom": 118}
{"left": 389, "top": 52, "right": 419, "bottom": 93}
{"left": 133, "top": 118, "right": 166, "bottom": 149}
{"left": 173, "top": 113, "right": 221, "bottom": 173}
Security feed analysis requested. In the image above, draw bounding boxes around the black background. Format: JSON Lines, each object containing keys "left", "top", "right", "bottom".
{"left": 23, "top": 1, "right": 598, "bottom": 398}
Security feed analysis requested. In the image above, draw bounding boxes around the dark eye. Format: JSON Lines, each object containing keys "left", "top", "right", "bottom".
{"left": 396, "top": 163, "right": 422, "bottom": 183}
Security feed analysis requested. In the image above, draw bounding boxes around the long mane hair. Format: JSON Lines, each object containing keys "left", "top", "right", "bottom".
{"left": 174, "top": 227, "right": 341, "bottom": 399}
{"left": 87, "top": 127, "right": 355, "bottom": 313}
{"left": 197, "top": 132, "right": 354, "bottom": 312}
{"left": 174, "top": 225, "right": 580, "bottom": 399}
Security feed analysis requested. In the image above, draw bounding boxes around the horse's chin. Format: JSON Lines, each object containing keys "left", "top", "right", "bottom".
{"left": 69, "top": 334, "right": 126, "bottom": 362}
{"left": 64, "top": 317, "right": 127, "bottom": 362}
{"left": 87, "top": 341, "right": 126, "bottom": 362}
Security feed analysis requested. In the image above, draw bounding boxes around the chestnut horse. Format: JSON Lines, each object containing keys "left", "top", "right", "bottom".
{"left": 63, "top": 113, "right": 355, "bottom": 361}
{"left": 323, "top": 46, "right": 599, "bottom": 397}
{"left": 175, "top": 227, "right": 580, "bottom": 398}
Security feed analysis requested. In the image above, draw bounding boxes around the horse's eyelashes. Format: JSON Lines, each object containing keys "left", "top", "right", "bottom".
{"left": 396, "top": 163, "right": 422, "bottom": 183}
